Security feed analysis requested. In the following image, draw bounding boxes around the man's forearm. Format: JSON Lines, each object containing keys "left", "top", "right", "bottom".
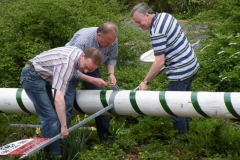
{"left": 144, "top": 63, "right": 163, "bottom": 82}
{"left": 78, "top": 74, "right": 95, "bottom": 83}
{"left": 144, "top": 55, "right": 165, "bottom": 82}
{"left": 55, "top": 101, "right": 67, "bottom": 128}
{"left": 54, "top": 90, "right": 67, "bottom": 128}
{"left": 106, "top": 64, "right": 115, "bottom": 75}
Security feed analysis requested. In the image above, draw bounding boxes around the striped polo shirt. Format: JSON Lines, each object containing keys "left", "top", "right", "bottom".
{"left": 30, "top": 46, "right": 83, "bottom": 92}
{"left": 150, "top": 12, "right": 199, "bottom": 81}
{"left": 65, "top": 27, "right": 118, "bottom": 78}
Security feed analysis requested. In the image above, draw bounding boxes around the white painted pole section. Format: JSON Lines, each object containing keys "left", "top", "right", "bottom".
{"left": 0, "top": 88, "right": 35, "bottom": 113}
{"left": 0, "top": 88, "right": 240, "bottom": 119}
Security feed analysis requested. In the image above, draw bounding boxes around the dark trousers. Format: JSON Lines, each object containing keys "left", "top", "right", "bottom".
{"left": 168, "top": 74, "right": 197, "bottom": 136}
{"left": 65, "top": 68, "right": 113, "bottom": 142}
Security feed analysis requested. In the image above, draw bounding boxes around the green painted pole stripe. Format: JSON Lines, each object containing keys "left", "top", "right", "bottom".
{"left": 100, "top": 91, "right": 108, "bottom": 107}
{"left": 129, "top": 91, "right": 145, "bottom": 115}
{"left": 16, "top": 88, "right": 31, "bottom": 114}
{"left": 191, "top": 92, "right": 210, "bottom": 118}
{"left": 73, "top": 94, "right": 85, "bottom": 114}
{"left": 224, "top": 92, "right": 240, "bottom": 118}
{"left": 159, "top": 92, "right": 177, "bottom": 117}
{"left": 100, "top": 90, "right": 113, "bottom": 114}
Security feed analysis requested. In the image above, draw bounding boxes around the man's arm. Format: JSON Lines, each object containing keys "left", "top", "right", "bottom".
{"left": 54, "top": 90, "right": 68, "bottom": 138}
{"left": 139, "top": 54, "right": 165, "bottom": 90}
{"left": 107, "top": 64, "right": 117, "bottom": 86}
{"left": 78, "top": 74, "right": 107, "bottom": 87}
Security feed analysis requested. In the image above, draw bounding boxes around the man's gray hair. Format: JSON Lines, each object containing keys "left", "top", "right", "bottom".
{"left": 97, "top": 22, "right": 118, "bottom": 37}
{"left": 131, "top": 3, "right": 154, "bottom": 17}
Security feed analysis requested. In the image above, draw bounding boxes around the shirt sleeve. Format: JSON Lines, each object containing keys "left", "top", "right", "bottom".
{"left": 52, "top": 52, "right": 78, "bottom": 93}
{"left": 52, "top": 65, "right": 73, "bottom": 93}
{"left": 104, "top": 38, "right": 118, "bottom": 66}
{"left": 151, "top": 33, "right": 167, "bottom": 56}
{"left": 75, "top": 70, "right": 83, "bottom": 79}
{"left": 65, "top": 33, "right": 86, "bottom": 50}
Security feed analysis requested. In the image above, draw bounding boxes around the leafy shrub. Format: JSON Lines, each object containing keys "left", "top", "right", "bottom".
{"left": 0, "top": 0, "right": 128, "bottom": 87}
{"left": 61, "top": 129, "right": 92, "bottom": 160}
{"left": 191, "top": 0, "right": 240, "bottom": 91}
{"left": 189, "top": 118, "right": 240, "bottom": 157}
{"left": 129, "top": 116, "right": 174, "bottom": 144}
{"left": 78, "top": 142, "right": 125, "bottom": 160}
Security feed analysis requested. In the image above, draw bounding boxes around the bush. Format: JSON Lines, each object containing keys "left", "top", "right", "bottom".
{"left": 189, "top": 118, "right": 240, "bottom": 157}
{"left": 0, "top": 0, "right": 129, "bottom": 87}
{"left": 61, "top": 129, "right": 92, "bottom": 160}
{"left": 190, "top": 0, "right": 240, "bottom": 91}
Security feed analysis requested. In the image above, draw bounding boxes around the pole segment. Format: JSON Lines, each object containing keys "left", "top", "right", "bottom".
{"left": 0, "top": 88, "right": 240, "bottom": 119}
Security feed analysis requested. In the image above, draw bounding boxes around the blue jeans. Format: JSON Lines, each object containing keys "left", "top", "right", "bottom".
{"left": 65, "top": 68, "right": 113, "bottom": 142}
{"left": 20, "top": 65, "right": 62, "bottom": 156}
{"left": 168, "top": 74, "right": 197, "bottom": 136}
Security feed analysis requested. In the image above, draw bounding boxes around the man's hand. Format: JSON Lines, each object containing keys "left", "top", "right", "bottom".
{"left": 139, "top": 82, "right": 149, "bottom": 90}
{"left": 61, "top": 126, "right": 69, "bottom": 138}
{"left": 108, "top": 74, "right": 117, "bottom": 86}
{"left": 79, "top": 74, "right": 107, "bottom": 87}
{"left": 92, "top": 77, "right": 108, "bottom": 87}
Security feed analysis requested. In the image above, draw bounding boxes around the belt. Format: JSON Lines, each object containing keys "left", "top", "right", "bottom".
{"left": 25, "top": 61, "right": 33, "bottom": 68}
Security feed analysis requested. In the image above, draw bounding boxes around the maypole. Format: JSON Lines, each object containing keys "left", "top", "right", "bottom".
{"left": 0, "top": 88, "right": 239, "bottom": 119}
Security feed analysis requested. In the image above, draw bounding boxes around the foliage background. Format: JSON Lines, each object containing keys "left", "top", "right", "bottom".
{"left": 0, "top": 0, "right": 240, "bottom": 159}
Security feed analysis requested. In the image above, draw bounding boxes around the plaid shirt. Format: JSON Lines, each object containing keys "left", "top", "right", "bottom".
{"left": 31, "top": 46, "right": 83, "bottom": 92}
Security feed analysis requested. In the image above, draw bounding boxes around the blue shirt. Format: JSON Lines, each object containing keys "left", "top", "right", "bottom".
{"left": 150, "top": 13, "right": 199, "bottom": 81}
{"left": 65, "top": 27, "right": 118, "bottom": 78}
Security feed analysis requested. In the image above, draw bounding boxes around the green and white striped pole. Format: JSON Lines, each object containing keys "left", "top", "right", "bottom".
{"left": 0, "top": 88, "right": 240, "bottom": 119}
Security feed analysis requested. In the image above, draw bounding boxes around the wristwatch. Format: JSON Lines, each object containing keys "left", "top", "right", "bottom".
{"left": 142, "top": 80, "right": 150, "bottom": 85}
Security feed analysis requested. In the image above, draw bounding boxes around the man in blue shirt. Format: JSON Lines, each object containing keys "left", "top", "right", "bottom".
{"left": 65, "top": 22, "right": 118, "bottom": 142}
{"left": 131, "top": 3, "right": 199, "bottom": 142}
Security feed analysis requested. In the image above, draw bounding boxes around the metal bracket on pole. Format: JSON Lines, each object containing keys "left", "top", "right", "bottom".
{"left": 109, "top": 85, "right": 120, "bottom": 115}
{"left": 19, "top": 104, "right": 114, "bottom": 159}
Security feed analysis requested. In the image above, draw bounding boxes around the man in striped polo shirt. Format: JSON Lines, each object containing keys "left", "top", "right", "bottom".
{"left": 20, "top": 46, "right": 103, "bottom": 156}
{"left": 131, "top": 3, "right": 199, "bottom": 142}
{"left": 65, "top": 22, "right": 118, "bottom": 143}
